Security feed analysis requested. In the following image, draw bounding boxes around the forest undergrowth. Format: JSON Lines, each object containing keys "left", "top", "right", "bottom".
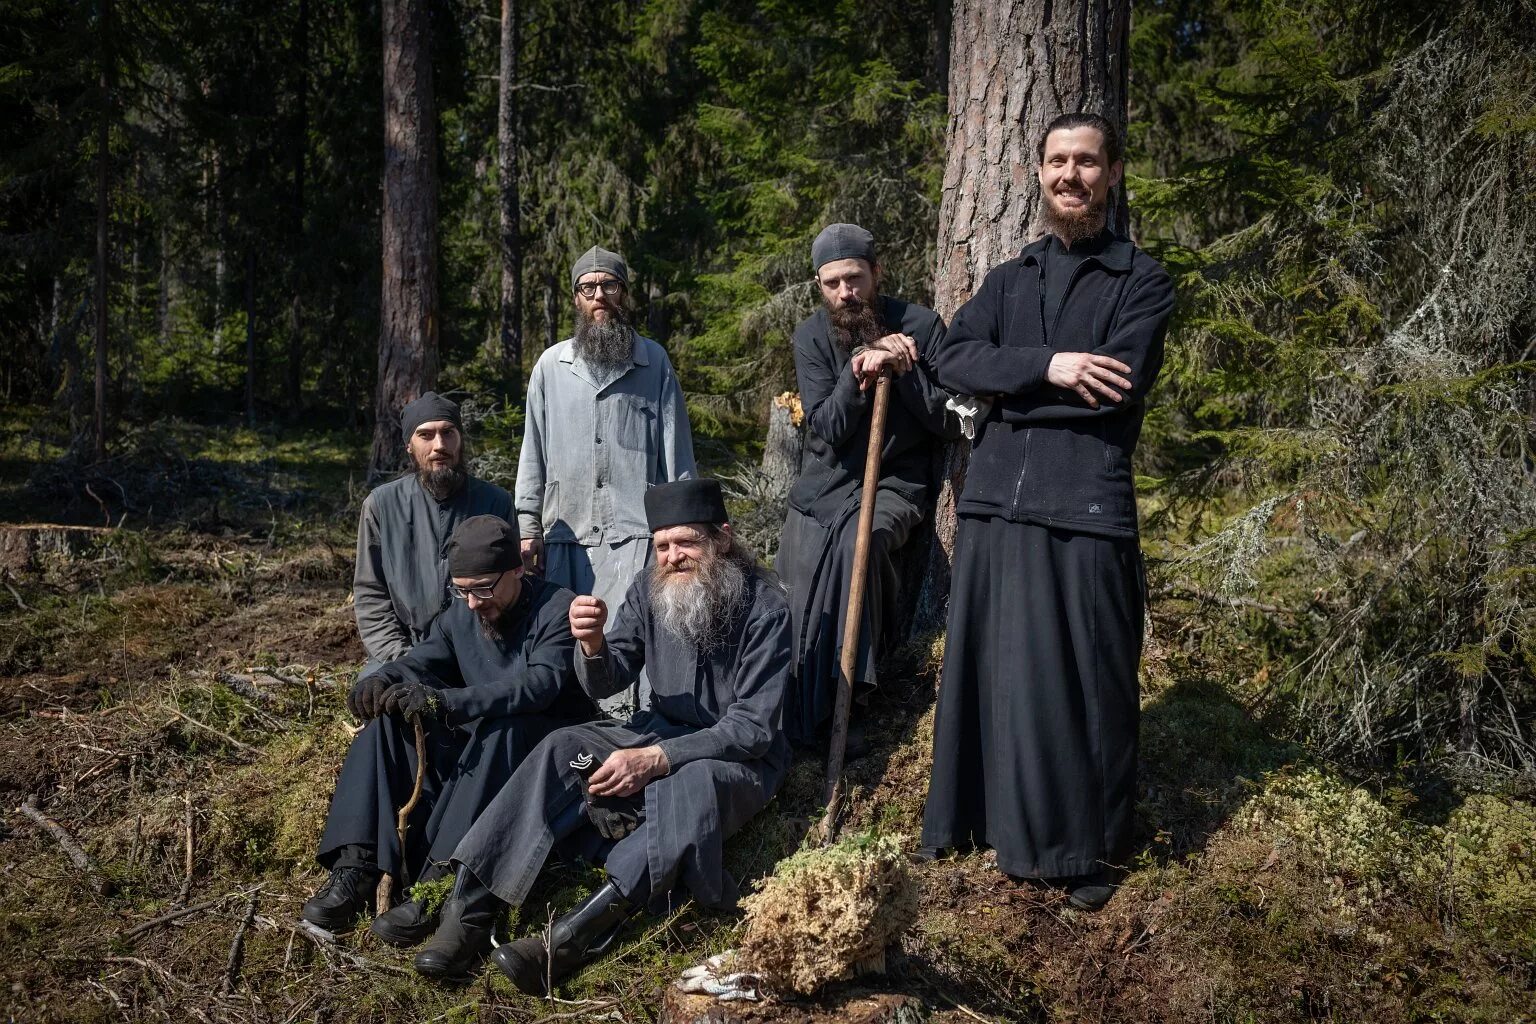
{"left": 0, "top": 422, "right": 1531, "bottom": 1024}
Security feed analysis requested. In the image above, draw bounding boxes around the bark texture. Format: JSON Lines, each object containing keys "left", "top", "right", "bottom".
{"left": 913, "top": 0, "right": 1130, "bottom": 634}
{"left": 370, "top": 0, "right": 440, "bottom": 480}
{"left": 94, "top": 0, "right": 113, "bottom": 462}
{"left": 497, "top": 0, "right": 523, "bottom": 393}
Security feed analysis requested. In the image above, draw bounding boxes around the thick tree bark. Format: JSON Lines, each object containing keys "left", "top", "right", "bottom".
{"left": 286, "top": 0, "right": 309, "bottom": 410}
{"left": 93, "top": 0, "right": 113, "bottom": 463}
{"left": 497, "top": 0, "right": 523, "bottom": 395}
{"left": 370, "top": 0, "right": 440, "bottom": 480}
{"left": 912, "top": 0, "right": 1130, "bottom": 635}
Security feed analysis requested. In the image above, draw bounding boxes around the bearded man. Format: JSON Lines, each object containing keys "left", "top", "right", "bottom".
{"left": 354, "top": 392, "right": 513, "bottom": 671}
{"left": 775, "top": 224, "right": 959, "bottom": 751}
{"left": 920, "top": 113, "right": 1176, "bottom": 911}
{"left": 303, "top": 516, "right": 594, "bottom": 939}
{"left": 515, "top": 245, "right": 696, "bottom": 716}
{"left": 405, "top": 479, "right": 791, "bottom": 987}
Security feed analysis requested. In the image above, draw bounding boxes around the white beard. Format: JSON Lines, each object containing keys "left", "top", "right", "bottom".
{"left": 650, "top": 553, "right": 748, "bottom": 653}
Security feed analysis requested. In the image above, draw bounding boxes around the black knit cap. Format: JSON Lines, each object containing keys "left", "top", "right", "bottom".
{"left": 399, "top": 391, "right": 462, "bottom": 443}
{"left": 446, "top": 515, "right": 521, "bottom": 577}
{"left": 644, "top": 479, "right": 729, "bottom": 532}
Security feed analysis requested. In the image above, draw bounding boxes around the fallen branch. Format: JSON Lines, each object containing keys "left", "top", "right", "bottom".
{"left": 220, "top": 889, "right": 260, "bottom": 995}
{"left": 120, "top": 889, "right": 257, "bottom": 941}
{"left": 285, "top": 918, "right": 411, "bottom": 976}
{"left": 177, "top": 789, "right": 195, "bottom": 906}
{"left": 17, "top": 796, "right": 113, "bottom": 895}
{"left": 166, "top": 708, "right": 261, "bottom": 756}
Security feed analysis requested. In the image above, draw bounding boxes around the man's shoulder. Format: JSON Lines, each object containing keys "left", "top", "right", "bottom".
{"left": 526, "top": 574, "right": 576, "bottom": 616}
{"left": 533, "top": 340, "right": 574, "bottom": 370}
{"left": 881, "top": 295, "right": 942, "bottom": 334}
{"left": 363, "top": 474, "right": 417, "bottom": 511}
{"left": 1128, "top": 244, "right": 1173, "bottom": 285}
{"left": 791, "top": 308, "right": 829, "bottom": 345}
{"left": 635, "top": 334, "right": 677, "bottom": 371}
{"left": 463, "top": 476, "right": 513, "bottom": 509}
{"left": 745, "top": 569, "right": 791, "bottom": 620}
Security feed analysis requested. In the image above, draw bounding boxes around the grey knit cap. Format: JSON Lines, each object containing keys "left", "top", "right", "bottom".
{"left": 570, "top": 246, "right": 629, "bottom": 290}
{"left": 811, "top": 223, "right": 876, "bottom": 273}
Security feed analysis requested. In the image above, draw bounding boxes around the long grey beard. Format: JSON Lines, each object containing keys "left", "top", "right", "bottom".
{"left": 650, "top": 554, "right": 748, "bottom": 653}
{"left": 573, "top": 312, "right": 635, "bottom": 372}
{"left": 417, "top": 462, "right": 467, "bottom": 502}
{"left": 1041, "top": 193, "right": 1110, "bottom": 246}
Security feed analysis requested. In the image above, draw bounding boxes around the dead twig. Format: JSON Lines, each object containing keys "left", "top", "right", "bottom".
{"left": 120, "top": 888, "right": 258, "bottom": 941}
{"left": 220, "top": 889, "right": 261, "bottom": 995}
{"left": 285, "top": 918, "right": 411, "bottom": 976}
{"left": 17, "top": 795, "right": 113, "bottom": 895}
{"left": 166, "top": 707, "right": 261, "bottom": 756}
{"left": 177, "top": 789, "right": 195, "bottom": 906}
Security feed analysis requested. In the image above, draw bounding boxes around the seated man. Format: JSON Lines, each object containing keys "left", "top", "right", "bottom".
{"left": 410, "top": 479, "right": 791, "bottom": 987}
{"left": 302, "top": 515, "right": 594, "bottom": 943}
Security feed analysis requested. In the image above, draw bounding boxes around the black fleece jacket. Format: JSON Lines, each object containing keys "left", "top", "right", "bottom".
{"left": 932, "top": 231, "right": 1175, "bottom": 538}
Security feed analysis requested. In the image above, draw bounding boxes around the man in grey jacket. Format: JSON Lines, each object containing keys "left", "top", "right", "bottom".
{"left": 354, "top": 392, "right": 513, "bottom": 670}
{"left": 515, "top": 245, "right": 696, "bottom": 714}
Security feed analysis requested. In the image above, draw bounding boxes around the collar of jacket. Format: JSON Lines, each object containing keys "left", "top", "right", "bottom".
{"left": 558, "top": 329, "right": 650, "bottom": 389}
{"left": 1017, "top": 230, "right": 1134, "bottom": 272}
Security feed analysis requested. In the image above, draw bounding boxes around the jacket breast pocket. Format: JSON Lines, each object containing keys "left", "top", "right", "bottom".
{"left": 610, "top": 393, "right": 657, "bottom": 454}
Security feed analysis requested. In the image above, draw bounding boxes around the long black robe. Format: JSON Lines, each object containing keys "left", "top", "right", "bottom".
{"left": 775, "top": 295, "right": 957, "bottom": 744}
{"left": 451, "top": 568, "right": 791, "bottom": 912}
{"left": 318, "top": 576, "right": 594, "bottom": 882}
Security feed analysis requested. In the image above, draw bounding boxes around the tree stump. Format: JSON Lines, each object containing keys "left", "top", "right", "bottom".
{"left": 0, "top": 524, "right": 110, "bottom": 574}
{"left": 761, "top": 392, "right": 805, "bottom": 498}
{"left": 662, "top": 987, "right": 923, "bottom": 1024}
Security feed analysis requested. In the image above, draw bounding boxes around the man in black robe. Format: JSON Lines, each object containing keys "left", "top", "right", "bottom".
{"left": 301, "top": 516, "right": 593, "bottom": 940}
{"left": 407, "top": 479, "right": 792, "bottom": 987}
{"left": 775, "top": 223, "right": 958, "bottom": 750}
{"left": 920, "top": 113, "right": 1176, "bottom": 910}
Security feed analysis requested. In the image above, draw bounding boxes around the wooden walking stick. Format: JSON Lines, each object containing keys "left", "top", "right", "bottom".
{"left": 820, "top": 372, "right": 892, "bottom": 842}
{"left": 375, "top": 715, "right": 428, "bottom": 912}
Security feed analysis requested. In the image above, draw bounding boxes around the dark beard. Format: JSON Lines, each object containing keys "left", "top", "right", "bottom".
{"left": 649, "top": 549, "right": 749, "bottom": 652}
{"left": 1041, "top": 191, "right": 1110, "bottom": 246}
{"left": 475, "top": 608, "right": 506, "bottom": 643}
{"left": 416, "top": 460, "right": 467, "bottom": 502}
{"left": 826, "top": 298, "right": 885, "bottom": 356}
{"left": 573, "top": 308, "right": 635, "bottom": 371}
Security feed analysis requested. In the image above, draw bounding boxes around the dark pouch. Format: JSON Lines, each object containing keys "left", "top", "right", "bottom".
{"left": 569, "top": 752, "right": 645, "bottom": 841}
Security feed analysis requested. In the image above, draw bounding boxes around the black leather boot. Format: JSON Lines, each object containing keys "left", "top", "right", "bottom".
{"left": 412, "top": 871, "right": 504, "bottom": 980}
{"left": 371, "top": 892, "right": 439, "bottom": 947}
{"left": 490, "top": 880, "right": 639, "bottom": 995}
{"left": 300, "top": 865, "right": 378, "bottom": 932}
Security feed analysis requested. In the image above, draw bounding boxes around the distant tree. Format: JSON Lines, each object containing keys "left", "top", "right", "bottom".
{"left": 913, "top": 0, "right": 1130, "bottom": 632}
{"left": 497, "top": 0, "right": 523, "bottom": 395}
{"left": 370, "top": 0, "right": 440, "bottom": 479}
{"left": 94, "top": 0, "right": 114, "bottom": 461}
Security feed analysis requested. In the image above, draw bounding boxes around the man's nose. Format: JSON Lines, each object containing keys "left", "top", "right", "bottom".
{"left": 466, "top": 593, "right": 484, "bottom": 610}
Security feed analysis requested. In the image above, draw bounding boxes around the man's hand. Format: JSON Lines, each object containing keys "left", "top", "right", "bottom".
{"left": 850, "top": 348, "right": 904, "bottom": 390}
{"left": 569, "top": 595, "right": 609, "bottom": 657}
{"left": 1046, "top": 352, "right": 1134, "bottom": 409}
{"left": 347, "top": 674, "right": 392, "bottom": 720}
{"left": 872, "top": 332, "right": 919, "bottom": 371}
{"left": 381, "top": 681, "right": 436, "bottom": 720}
{"left": 586, "top": 746, "right": 670, "bottom": 798}
{"left": 520, "top": 537, "right": 544, "bottom": 574}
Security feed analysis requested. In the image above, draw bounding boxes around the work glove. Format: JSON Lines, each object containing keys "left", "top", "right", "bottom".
{"left": 569, "top": 752, "right": 645, "bottom": 841}
{"left": 347, "top": 673, "right": 393, "bottom": 720}
{"left": 381, "top": 681, "right": 437, "bottom": 720}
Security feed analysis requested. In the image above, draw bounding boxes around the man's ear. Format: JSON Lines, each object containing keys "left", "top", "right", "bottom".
{"left": 1108, "top": 160, "right": 1125, "bottom": 190}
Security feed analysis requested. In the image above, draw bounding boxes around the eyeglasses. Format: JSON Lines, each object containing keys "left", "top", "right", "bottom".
{"left": 449, "top": 571, "right": 505, "bottom": 601}
{"left": 575, "top": 279, "right": 624, "bottom": 299}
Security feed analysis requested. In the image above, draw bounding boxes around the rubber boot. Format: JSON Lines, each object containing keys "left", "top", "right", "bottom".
{"left": 412, "top": 870, "right": 504, "bottom": 980}
{"left": 490, "top": 880, "right": 639, "bottom": 995}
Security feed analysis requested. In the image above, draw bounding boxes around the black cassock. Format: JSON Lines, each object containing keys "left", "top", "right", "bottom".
{"left": 920, "top": 232, "right": 1174, "bottom": 877}
{"left": 451, "top": 569, "right": 792, "bottom": 912}
{"left": 774, "top": 295, "right": 956, "bottom": 745}
{"left": 317, "top": 576, "right": 594, "bottom": 883}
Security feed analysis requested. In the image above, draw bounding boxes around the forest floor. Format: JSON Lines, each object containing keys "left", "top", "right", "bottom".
{"left": 0, "top": 417, "right": 1532, "bottom": 1024}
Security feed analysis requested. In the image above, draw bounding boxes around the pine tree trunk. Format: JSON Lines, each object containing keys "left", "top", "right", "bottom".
{"left": 244, "top": 248, "right": 257, "bottom": 426}
{"left": 912, "top": 0, "right": 1130, "bottom": 635}
{"left": 286, "top": 0, "right": 308, "bottom": 410}
{"left": 93, "top": 0, "right": 112, "bottom": 463}
{"left": 370, "top": 0, "right": 440, "bottom": 480}
{"left": 497, "top": 0, "right": 523, "bottom": 395}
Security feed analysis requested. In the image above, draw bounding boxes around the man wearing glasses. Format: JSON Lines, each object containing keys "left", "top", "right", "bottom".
{"left": 302, "top": 516, "right": 594, "bottom": 942}
{"left": 515, "top": 245, "right": 696, "bottom": 716}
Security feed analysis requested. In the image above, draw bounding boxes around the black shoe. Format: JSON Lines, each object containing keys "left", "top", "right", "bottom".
{"left": 413, "top": 871, "right": 503, "bottom": 981}
{"left": 1066, "top": 867, "right": 1123, "bottom": 911}
{"left": 371, "top": 893, "right": 439, "bottom": 947}
{"left": 490, "top": 880, "right": 639, "bottom": 995}
{"left": 300, "top": 865, "right": 378, "bottom": 932}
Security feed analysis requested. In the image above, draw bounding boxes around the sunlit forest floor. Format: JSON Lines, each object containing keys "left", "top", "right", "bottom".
{"left": 1, "top": 416, "right": 1531, "bottom": 1023}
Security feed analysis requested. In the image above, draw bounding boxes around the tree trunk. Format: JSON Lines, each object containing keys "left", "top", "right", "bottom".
{"left": 370, "top": 0, "right": 440, "bottom": 480}
{"left": 244, "top": 247, "right": 257, "bottom": 426}
{"left": 760, "top": 392, "right": 805, "bottom": 499}
{"left": 497, "top": 0, "right": 523, "bottom": 395}
{"left": 286, "top": 0, "right": 309, "bottom": 410}
{"left": 543, "top": 268, "right": 559, "bottom": 354}
{"left": 93, "top": 0, "right": 113, "bottom": 463}
{"left": 912, "top": 0, "right": 1130, "bottom": 635}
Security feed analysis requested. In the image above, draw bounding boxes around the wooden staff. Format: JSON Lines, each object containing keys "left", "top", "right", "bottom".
{"left": 375, "top": 715, "right": 428, "bottom": 912}
{"left": 820, "top": 372, "right": 891, "bottom": 841}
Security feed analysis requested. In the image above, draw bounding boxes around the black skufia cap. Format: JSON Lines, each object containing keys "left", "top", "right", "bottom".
{"left": 446, "top": 515, "right": 520, "bottom": 577}
{"left": 399, "top": 391, "right": 462, "bottom": 443}
{"left": 644, "top": 479, "right": 728, "bottom": 532}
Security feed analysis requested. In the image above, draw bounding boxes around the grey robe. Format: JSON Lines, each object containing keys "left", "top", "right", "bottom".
{"left": 514, "top": 331, "right": 696, "bottom": 712}
{"left": 451, "top": 569, "right": 791, "bottom": 912}
{"left": 353, "top": 474, "right": 513, "bottom": 667}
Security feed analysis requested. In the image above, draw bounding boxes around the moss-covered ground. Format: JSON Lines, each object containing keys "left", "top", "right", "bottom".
{"left": 1, "top": 423, "right": 1531, "bottom": 1022}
